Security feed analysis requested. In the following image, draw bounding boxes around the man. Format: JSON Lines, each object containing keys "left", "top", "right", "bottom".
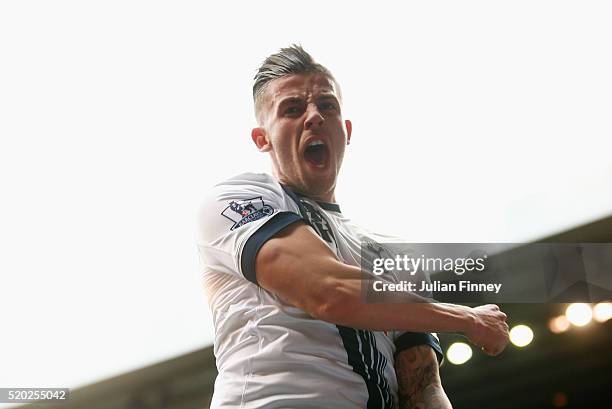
{"left": 197, "top": 45, "right": 509, "bottom": 408}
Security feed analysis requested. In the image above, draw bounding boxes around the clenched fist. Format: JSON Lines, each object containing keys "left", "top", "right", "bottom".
{"left": 465, "top": 304, "right": 509, "bottom": 356}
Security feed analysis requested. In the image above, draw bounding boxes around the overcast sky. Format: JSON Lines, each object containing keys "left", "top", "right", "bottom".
{"left": 1, "top": 0, "right": 611, "bottom": 400}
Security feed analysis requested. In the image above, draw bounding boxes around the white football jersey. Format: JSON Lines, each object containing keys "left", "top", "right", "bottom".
{"left": 197, "top": 173, "right": 442, "bottom": 409}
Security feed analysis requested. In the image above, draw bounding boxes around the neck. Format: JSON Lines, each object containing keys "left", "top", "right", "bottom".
{"left": 274, "top": 175, "right": 337, "bottom": 203}
{"left": 308, "top": 190, "right": 336, "bottom": 204}
{"left": 288, "top": 184, "right": 336, "bottom": 204}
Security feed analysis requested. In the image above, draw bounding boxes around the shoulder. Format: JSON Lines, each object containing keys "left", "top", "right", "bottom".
{"left": 199, "top": 172, "right": 281, "bottom": 215}
{"left": 202, "top": 172, "right": 290, "bottom": 209}
{"left": 208, "top": 172, "right": 283, "bottom": 197}
{"left": 197, "top": 173, "right": 299, "bottom": 241}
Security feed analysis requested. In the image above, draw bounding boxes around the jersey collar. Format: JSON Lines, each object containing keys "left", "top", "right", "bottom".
{"left": 280, "top": 184, "right": 342, "bottom": 213}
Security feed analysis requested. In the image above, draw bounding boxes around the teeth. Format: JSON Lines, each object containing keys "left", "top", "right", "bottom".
{"left": 308, "top": 140, "right": 325, "bottom": 147}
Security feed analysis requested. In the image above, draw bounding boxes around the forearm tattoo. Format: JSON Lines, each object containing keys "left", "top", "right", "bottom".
{"left": 395, "top": 346, "right": 452, "bottom": 409}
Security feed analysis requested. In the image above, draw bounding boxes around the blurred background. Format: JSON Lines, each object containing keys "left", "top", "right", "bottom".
{"left": 12, "top": 216, "right": 612, "bottom": 409}
{"left": 1, "top": 1, "right": 611, "bottom": 408}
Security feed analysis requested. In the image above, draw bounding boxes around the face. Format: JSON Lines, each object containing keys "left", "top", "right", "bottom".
{"left": 252, "top": 73, "right": 352, "bottom": 202}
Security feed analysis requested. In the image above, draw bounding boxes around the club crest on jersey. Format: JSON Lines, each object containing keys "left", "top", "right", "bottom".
{"left": 221, "top": 197, "right": 274, "bottom": 230}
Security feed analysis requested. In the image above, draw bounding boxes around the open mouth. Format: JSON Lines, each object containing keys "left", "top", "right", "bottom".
{"left": 303, "top": 140, "right": 329, "bottom": 168}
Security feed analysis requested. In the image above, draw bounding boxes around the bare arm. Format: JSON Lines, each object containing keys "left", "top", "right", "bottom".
{"left": 395, "top": 346, "right": 452, "bottom": 409}
{"left": 256, "top": 221, "right": 509, "bottom": 355}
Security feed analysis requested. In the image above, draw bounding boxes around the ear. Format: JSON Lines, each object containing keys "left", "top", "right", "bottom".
{"left": 251, "top": 127, "right": 271, "bottom": 152}
{"left": 345, "top": 119, "right": 352, "bottom": 145}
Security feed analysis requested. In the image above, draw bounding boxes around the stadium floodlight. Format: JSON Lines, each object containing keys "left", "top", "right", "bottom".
{"left": 548, "top": 315, "right": 570, "bottom": 334}
{"left": 565, "top": 303, "right": 592, "bottom": 327}
{"left": 593, "top": 302, "right": 612, "bottom": 323}
{"left": 446, "top": 342, "right": 472, "bottom": 365}
{"left": 509, "top": 324, "right": 534, "bottom": 347}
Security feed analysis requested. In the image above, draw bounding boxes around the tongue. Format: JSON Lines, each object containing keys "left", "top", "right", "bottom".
{"left": 304, "top": 145, "right": 327, "bottom": 167}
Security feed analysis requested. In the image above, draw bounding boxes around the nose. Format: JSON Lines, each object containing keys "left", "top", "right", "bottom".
{"left": 304, "top": 103, "right": 324, "bottom": 130}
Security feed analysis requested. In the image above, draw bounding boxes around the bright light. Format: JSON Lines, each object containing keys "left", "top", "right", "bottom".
{"left": 565, "top": 303, "right": 593, "bottom": 327}
{"left": 593, "top": 302, "right": 612, "bottom": 323}
{"left": 446, "top": 342, "right": 473, "bottom": 365}
{"left": 509, "top": 324, "right": 534, "bottom": 347}
{"left": 549, "top": 316, "right": 571, "bottom": 334}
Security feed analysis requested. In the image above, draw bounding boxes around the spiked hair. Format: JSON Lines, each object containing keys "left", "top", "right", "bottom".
{"left": 253, "top": 45, "right": 340, "bottom": 124}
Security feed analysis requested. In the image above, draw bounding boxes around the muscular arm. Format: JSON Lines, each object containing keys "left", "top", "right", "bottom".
{"left": 256, "top": 221, "right": 509, "bottom": 354}
{"left": 395, "top": 346, "right": 452, "bottom": 409}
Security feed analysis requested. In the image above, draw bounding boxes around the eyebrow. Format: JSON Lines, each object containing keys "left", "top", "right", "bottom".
{"left": 277, "top": 97, "right": 305, "bottom": 108}
{"left": 277, "top": 94, "right": 340, "bottom": 109}
{"left": 317, "top": 94, "right": 339, "bottom": 102}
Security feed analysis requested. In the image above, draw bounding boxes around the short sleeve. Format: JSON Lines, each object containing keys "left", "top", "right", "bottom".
{"left": 197, "top": 173, "right": 304, "bottom": 285}
{"left": 392, "top": 331, "right": 444, "bottom": 364}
